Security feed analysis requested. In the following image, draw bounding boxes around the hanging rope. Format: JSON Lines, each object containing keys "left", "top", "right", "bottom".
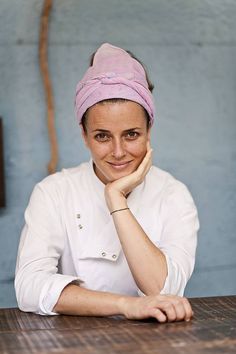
{"left": 39, "top": 0, "right": 58, "bottom": 174}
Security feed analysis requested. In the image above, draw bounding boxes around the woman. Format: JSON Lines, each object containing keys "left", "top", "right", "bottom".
{"left": 15, "top": 43, "right": 199, "bottom": 322}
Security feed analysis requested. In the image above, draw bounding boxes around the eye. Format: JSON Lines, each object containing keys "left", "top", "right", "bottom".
{"left": 125, "top": 131, "right": 140, "bottom": 140}
{"left": 94, "top": 133, "right": 110, "bottom": 142}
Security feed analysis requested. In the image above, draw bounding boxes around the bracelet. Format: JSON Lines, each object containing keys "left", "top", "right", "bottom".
{"left": 110, "top": 207, "right": 130, "bottom": 215}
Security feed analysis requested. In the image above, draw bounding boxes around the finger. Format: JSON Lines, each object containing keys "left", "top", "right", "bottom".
{"left": 145, "top": 145, "right": 153, "bottom": 159}
{"left": 181, "top": 297, "right": 194, "bottom": 322}
{"left": 163, "top": 296, "right": 193, "bottom": 322}
{"left": 172, "top": 300, "right": 187, "bottom": 322}
{"left": 161, "top": 302, "right": 177, "bottom": 322}
{"left": 142, "top": 150, "right": 153, "bottom": 175}
{"left": 136, "top": 149, "right": 153, "bottom": 175}
{"left": 146, "top": 140, "right": 152, "bottom": 151}
{"left": 148, "top": 308, "right": 167, "bottom": 323}
{"left": 139, "top": 149, "right": 152, "bottom": 168}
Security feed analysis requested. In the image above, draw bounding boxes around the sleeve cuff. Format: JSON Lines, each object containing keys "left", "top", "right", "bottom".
{"left": 38, "top": 274, "right": 81, "bottom": 315}
{"left": 160, "top": 253, "right": 186, "bottom": 296}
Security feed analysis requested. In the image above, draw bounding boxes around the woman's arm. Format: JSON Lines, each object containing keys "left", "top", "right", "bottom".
{"left": 110, "top": 205, "right": 167, "bottom": 295}
{"left": 54, "top": 283, "right": 193, "bottom": 322}
{"left": 104, "top": 144, "right": 167, "bottom": 295}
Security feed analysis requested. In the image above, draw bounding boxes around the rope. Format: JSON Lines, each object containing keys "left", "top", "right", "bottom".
{"left": 39, "top": 0, "right": 58, "bottom": 174}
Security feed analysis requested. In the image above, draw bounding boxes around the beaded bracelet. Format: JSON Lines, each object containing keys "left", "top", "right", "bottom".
{"left": 110, "top": 207, "right": 130, "bottom": 215}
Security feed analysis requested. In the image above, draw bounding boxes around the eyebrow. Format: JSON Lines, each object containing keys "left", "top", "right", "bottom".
{"left": 91, "top": 127, "right": 142, "bottom": 133}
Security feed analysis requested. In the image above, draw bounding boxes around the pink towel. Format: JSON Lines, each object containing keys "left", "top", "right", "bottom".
{"left": 75, "top": 43, "right": 155, "bottom": 125}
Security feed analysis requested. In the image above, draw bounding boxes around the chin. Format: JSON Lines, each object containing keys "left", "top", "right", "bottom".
{"left": 109, "top": 168, "right": 136, "bottom": 181}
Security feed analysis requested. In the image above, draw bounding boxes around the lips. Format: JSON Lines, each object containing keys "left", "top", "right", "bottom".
{"left": 107, "top": 161, "right": 133, "bottom": 170}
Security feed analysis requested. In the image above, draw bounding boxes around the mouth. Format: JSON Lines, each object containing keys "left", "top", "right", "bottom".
{"left": 107, "top": 160, "right": 133, "bottom": 170}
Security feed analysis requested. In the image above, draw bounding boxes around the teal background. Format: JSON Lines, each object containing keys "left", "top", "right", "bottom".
{"left": 0, "top": 0, "right": 236, "bottom": 307}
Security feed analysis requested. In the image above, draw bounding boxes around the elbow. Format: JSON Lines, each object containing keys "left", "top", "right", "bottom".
{"left": 14, "top": 274, "right": 40, "bottom": 313}
{"left": 14, "top": 277, "right": 28, "bottom": 312}
{"left": 139, "top": 259, "right": 168, "bottom": 296}
{"left": 145, "top": 281, "right": 165, "bottom": 296}
{"left": 138, "top": 278, "right": 166, "bottom": 296}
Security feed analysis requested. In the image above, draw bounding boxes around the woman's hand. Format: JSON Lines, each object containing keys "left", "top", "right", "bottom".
{"left": 105, "top": 142, "right": 153, "bottom": 211}
{"left": 118, "top": 294, "right": 193, "bottom": 323}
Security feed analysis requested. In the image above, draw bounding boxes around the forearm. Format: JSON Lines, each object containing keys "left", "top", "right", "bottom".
{"left": 53, "top": 284, "right": 127, "bottom": 316}
{"left": 107, "top": 190, "right": 167, "bottom": 295}
{"left": 53, "top": 284, "right": 193, "bottom": 323}
{"left": 112, "top": 207, "right": 167, "bottom": 295}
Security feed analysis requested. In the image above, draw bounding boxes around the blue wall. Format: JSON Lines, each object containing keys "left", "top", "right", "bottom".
{"left": 0, "top": 0, "right": 236, "bottom": 307}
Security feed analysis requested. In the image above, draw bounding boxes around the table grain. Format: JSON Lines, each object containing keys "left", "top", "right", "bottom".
{"left": 0, "top": 296, "right": 236, "bottom": 353}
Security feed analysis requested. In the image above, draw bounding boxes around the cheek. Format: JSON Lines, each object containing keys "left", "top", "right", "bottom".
{"left": 126, "top": 140, "right": 147, "bottom": 157}
{"left": 89, "top": 142, "right": 111, "bottom": 159}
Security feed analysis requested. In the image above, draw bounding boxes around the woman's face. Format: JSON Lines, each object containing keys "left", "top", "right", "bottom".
{"left": 81, "top": 100, "right": 151, "bottom": 184}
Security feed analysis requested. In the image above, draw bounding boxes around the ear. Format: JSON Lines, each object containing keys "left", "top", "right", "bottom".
{"left": 80, "top": 123, "right": 89, "bottom": 148}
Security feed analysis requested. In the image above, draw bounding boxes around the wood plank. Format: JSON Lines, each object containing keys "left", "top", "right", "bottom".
{"left": 0, "top": 296, "right": 235, "bottom": 353}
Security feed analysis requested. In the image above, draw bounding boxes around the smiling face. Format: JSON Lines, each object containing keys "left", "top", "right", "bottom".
{"left": 81, "top": 100, "right": 151, "bottom": 184}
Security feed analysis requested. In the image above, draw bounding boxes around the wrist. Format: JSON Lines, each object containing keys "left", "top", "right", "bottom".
{"left": 104, "top": 187, "right": 127, "bottom": 212}
{"left": 110, "top": 207, "right": 130, "bottom": 215}
{"left": 117, "top": 295, "right": 131, "bottom": 318}
{"left": 109, "top": 199, "right": 128, "bottom": 213}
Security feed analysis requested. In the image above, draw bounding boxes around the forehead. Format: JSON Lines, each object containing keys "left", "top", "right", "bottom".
{"left": 86, "top": 100, "right": 147, "bottom": 130}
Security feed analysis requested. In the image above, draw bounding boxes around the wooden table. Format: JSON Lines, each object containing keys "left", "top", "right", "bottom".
{"left": 0, "top": 296, "right": 236, "bottom": 353}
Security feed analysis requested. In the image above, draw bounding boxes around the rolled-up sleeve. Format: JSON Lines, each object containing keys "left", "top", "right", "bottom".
{"left": 15, "top": 183, "right": 79, "bottom": 315}
{"left": 159, "top": 182, "right": 199, "bottom": 296}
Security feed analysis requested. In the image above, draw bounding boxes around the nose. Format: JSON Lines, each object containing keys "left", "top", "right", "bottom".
{"left": 111, "top": 138, "right": 126, "bottom": 159}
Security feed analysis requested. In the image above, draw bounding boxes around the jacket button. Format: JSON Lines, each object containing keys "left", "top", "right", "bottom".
{"left": 78, "top": 224, "right": 83, "bottom": 229}
{"left": 101, "top": 252, "right": 106, "bottom": 257}
{"left": 112, "top": 254, "right": 117, "bottom": 259}
{"left": 76, "top": 214, "right": 81, "bottom": 218}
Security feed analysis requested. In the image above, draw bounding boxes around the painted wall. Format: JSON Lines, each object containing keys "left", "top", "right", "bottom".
{"left": 0, "top": 0, "right": 235, "bottom": 307}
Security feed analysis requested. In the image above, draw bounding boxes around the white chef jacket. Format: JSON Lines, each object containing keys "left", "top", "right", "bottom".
{"left": 15, "top": 160, "right": 199, "bottom": 315}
